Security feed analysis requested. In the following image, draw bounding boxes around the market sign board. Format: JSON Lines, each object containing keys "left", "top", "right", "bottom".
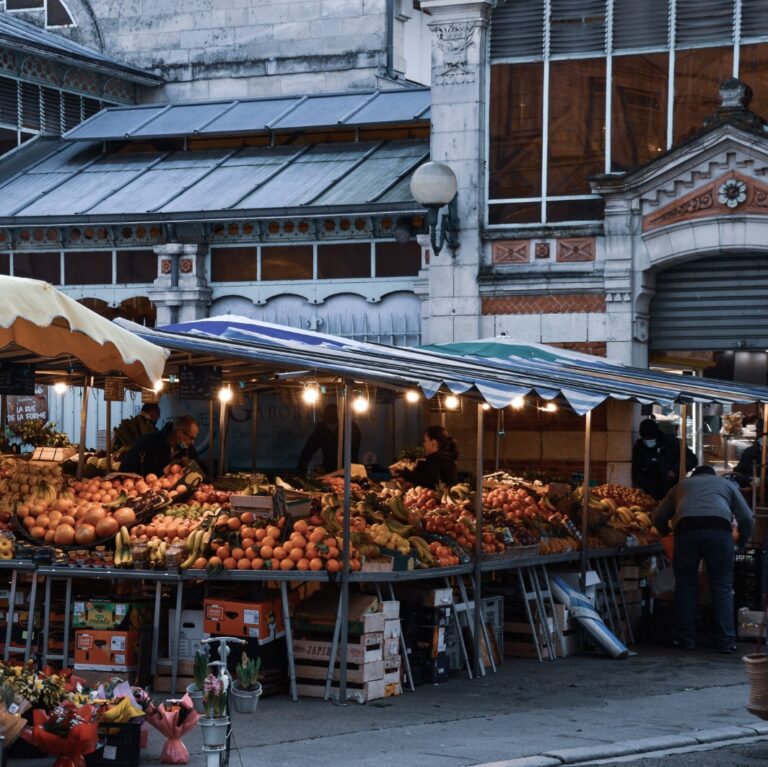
{"left": 7, "top": 384, "right": 47, "bottom": 424}
{"left": 179, "top": 365, "right": 222, "bottom": 400}
{"left": 0, "top": 363, "right": 36, "bottom": 396}
{"left": 104, "top": 377, "right": 127, "bottom": 402}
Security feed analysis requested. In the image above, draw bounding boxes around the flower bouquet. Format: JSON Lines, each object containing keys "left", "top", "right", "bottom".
{"left": 20, "top": 701, "right": 99, "bottom": 767}
{"left": 145, "top": 693, "right": 199, "bottom": 764}
{"left": 0, "top": 682, "right": 30, "bottom": 746}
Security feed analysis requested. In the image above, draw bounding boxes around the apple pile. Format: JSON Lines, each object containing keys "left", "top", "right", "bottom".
{"left": 191, "top": 483, "right": 231, "bottom": 506}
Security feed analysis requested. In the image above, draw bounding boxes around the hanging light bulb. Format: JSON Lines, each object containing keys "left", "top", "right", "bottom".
{"left": 543, "top": 402, "right": 558, "bottom": 413}
{"left": 53, "top": 382, "right": 68, "bottom": 395}
{"left": 153, "top": 379, "right": 165, "bottom": 393}
{"left": 302, "top": 385, "right": 320, "bottom": 405}
{"left": 218, "top": 386, "right": 234, "bottom": 404}
{"left": 481, "top": 403, "right": 491, "bottom": 411}
{"left": 444, "top": 395, "right": 460, "bottom": 410}
{"left": 352, "top": 394, "right": 369, "bottom": 414}
{"left": 510, "top": 396, "right": 525, "bottom": 410}
{"left": 405, "top": 390, "right": 421, "bottom": 403}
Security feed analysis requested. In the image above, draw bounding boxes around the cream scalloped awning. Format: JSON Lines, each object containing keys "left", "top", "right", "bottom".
{"left": 0, "top": 276, "right": 168, "bottom": 389}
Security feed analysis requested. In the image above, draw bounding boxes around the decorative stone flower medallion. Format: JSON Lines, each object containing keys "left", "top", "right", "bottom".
{"left": 718, "top": 179, "right": 747, "bottom": 208}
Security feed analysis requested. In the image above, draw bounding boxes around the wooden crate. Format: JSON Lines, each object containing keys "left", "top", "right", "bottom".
{"left": 296, "top": 678, "right": 385, "bottom": 703}
{"left": 504, "top": 630, "right": 581, "bottom": 659}
{"left": 292, "top": 633, "right": 383, "bottom": 664}
{"left": 295, "top": 658, "right": 384, "bottom": 684}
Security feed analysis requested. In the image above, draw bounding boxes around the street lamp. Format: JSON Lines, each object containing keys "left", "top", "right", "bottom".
{"left": 409, "top": 161, "right": 460, "bottom": 257}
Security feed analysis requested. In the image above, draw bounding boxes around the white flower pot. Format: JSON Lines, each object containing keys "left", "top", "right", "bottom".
{"left": 231, "top": 681, "right": 262, "bottom": 714}
{"left": 199, "top": 716, "right": 230, "bottom": 748}
{"left": 186, "top": 683, "right": 206, "bottom": 714}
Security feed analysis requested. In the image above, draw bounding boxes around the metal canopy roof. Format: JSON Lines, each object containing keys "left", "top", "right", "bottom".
{"left": 62, "top": 89, "right": 431, "bottom": 141}
{"left": 0, "top": 13, "right": 163, "bottom": 85}
{"left": 0, "top": 137, "right": 429, "bottom": 224}
{"left": 115, "top": 317, "right": 768, "bottom": 414}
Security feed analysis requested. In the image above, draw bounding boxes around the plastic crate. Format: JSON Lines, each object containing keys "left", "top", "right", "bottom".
{"left": 735, "top": 548, "right": 767, "bottom": 611}
{"left": 85, "top": 719, "right": 143, "bottom": 767}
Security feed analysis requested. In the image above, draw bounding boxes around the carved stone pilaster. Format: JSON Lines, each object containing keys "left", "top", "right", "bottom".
{"left": 148, "top": 242, "right": 211, "bottom": 325}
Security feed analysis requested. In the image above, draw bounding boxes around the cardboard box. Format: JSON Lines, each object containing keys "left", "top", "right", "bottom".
{"left": 203, "top": 597, "right": 284, "bottom": 643}
{"left": 31, "top": 446, "right": 77, "bottom": 462}
{"left": 169, "top": 609, "right": 207, "bottom": 660}
{"left": 72, "top": 599, "right": 152, "bottom": 631}
{"left": 293, "top": 591, "right": 385, "bottom": 635}
{"left": 383, "top": 619, "right": 401, "bottom": 639}
{"left": 74, "top": 630, "right": 139, "bottom": 671}
{"left": 381, "top": 601, "right": 400, "bottom": 619}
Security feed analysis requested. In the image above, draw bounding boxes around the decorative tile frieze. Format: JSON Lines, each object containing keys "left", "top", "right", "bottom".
{"left": 556, "top": 237, "right": 595, "bottom": 262}
{"left": 492, "top": 240, "right": 530, "bottom": 264}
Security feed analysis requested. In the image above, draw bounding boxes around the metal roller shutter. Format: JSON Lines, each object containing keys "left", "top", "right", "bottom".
{"left": 650, "top": 254, "right": 768, "bottom": 351}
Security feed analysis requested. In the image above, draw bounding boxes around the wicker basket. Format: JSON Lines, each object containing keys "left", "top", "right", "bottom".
{"left": 743, "top": 653, "right": 768, "bottom": 720}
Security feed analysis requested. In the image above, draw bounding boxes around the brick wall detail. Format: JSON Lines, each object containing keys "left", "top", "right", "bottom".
{"left": 481, "top": 294, "right": 606, "bottom": 315}
{"left": 492, "top": 240, "right": 530, "bottom": 264}
{"left": 556, "top": 237, "right": 595, "bottom": 262}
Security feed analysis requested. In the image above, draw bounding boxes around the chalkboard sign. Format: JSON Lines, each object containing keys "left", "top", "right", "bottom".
{"left": 0, "top": 363, "right": 36, "bottom": 395}
{"left": 7, "top": 384, "right": 47, "bottom": 423}
{"left": 104, "top": 377, "right": 126, "bottom": 402}
{"left": 179, "top": 365, "right": 222, "bottom": 400}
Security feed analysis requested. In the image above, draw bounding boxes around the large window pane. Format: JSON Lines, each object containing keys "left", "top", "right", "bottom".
{"left": 739, "top": 44, "right": 768, "bottom": 125}
{"left": 547, "top": 198, "right": 605, "bottom": 223}
{"left": 548, "top": 58, "right": 606, "bottom": 196}
{"left": 116, "top": 250, "right": 156, "bottom": 284}
{"left": 489, "top": 63, "right": 543, "bottom": 199}
{"left": 317, "top": 243, "right": 371, "bottom": 279}
{"left": 488, "top": 202, "right": 542, "bottom": 226}
{"left": 0, "top": 255, "right": 9, "bottom": 275}
{"left": 13, "top": 252, "right": 60, "bottom": 284}
{"left": 210, "top": 246, "right": 256, "bottom": 282}
{"left": 612, "top": 54, "right": 668, "bottom": 173}
{"left": 375, "top": 242, "right": 421, "bottom": 277}
{"left": 65, "top": 251, "right": 111, "bottom": 285}
{"left": 261, "top": 245, "right": 312, "bottom": 281}
{"left": 673, "top": 47, "right": 732, "bottom": 144}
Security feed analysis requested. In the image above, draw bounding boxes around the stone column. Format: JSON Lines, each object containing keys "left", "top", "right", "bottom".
{"left": 420, "top": 0, "right": 494, "bottom": 343}
{"left": 148, "top": 243, "right": 212, "bottom": 326}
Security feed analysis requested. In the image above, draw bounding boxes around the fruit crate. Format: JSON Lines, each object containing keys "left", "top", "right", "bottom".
{"left": 735, "top": 547, "right": 767, "bottom": 611}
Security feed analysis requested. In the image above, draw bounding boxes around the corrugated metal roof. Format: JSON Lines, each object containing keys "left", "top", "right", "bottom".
{"left": 0, "top": 13, "right": 163, "bottom": 85}
{"left": 0, "top": 137, "right": 429, "bottom": 223}
{"left": 63, "top": 88, "right": 432, "bottom": 141}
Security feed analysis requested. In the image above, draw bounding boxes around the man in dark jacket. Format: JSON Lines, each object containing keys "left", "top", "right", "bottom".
{"left": 632, "top": 418, "right": 698, "bottom": 499}
{"left": 654, "top": 465, "right": 753, "bottom": 652}
{"left": 120, "top": 414, "right": 199, "bottom": 477}
{"left": 297, "top": 404, "right": 361, "bottom": 475}
{"left": 734, "top": 419, "right": 764, "bottom": 478}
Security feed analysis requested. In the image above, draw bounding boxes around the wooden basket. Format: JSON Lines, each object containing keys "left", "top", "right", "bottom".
{"left": 744, "top": 653, "right": 768, "bottom": 720}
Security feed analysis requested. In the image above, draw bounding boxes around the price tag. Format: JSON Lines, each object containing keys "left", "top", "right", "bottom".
{"left": 103, "top": 745, "right": 117, "bottom": 761}
{"left": 8, "top": 702, "right": 19, "bottom": 714}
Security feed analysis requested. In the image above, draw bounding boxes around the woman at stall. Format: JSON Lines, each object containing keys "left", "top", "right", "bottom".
{"left": 394, "top": 425, "right": 459, "bottom": 489}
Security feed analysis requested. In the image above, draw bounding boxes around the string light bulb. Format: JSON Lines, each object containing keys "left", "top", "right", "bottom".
{"left": 405, "top": 390, "right": 421, "bottom": 403}
{"left": 352, "top": 395, "right": 370, "bottom": 414}
{"left": 302, "top": 385, "right": 320, "bottom": 405}
{"left": 53, "top": 382, "right": 68, "bottom": 394}
{"left": 218, "top": 386, "right": 234, "bottom": 404}
{"left": 153, "top": 379, "right": 164, "bottom": 393}
{"left": 444, "top": 395, "right": 460, "bottom": 410}
{"left": 481, "top": 403, "right": 491, "bottom": 411}
{"left": 510, "top": 396, "right": 525, "bottom": 410}
{"left": 543, "top": 402, "right": 558, "bottom": 413}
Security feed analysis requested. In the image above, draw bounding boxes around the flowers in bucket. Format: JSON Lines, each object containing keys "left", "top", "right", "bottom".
{"left": 236, "top": 654, "right": 261, "bottom": 691}
{"left": 20, "top": 701, "right": 99, "bottom": 767}
{"left": 0, "top": 661, "right": 67, "bottom": 710}
{"left": 203, "top": 673, "right": 228, "bottom": 718}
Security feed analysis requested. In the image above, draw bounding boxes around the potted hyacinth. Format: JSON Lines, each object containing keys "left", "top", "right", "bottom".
{"left": 185, "top": 651, "right": 208, "bottom": 714}
{"left": 230, "top": 654, "right": 262, "bottom": 714}
{"left": 198, "top": 673, "right": 229, "bottom": 748}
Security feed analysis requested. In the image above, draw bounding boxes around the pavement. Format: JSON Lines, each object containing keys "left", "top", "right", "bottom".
{"left": 109, "top": 641, "right": 768, "bottom": 767}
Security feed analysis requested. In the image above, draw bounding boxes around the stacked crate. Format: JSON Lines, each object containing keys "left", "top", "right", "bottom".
{"left": 292, "top": 591, "right": 400, "bottom": 703}
{"left": 0, "top": 580, "right": 36, "bottom": 657}
{"left": 503, "top": 603, "right": 580, "bottom": 659}
{"left": 618, "top": 562, "right": 645, "bottom": 635}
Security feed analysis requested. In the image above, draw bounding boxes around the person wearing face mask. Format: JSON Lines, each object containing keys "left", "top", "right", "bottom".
{"left": 632, "top": 418, "right": 697, "bottom": 500}
{"left": 393, "top": 425, "right": 459, "bottom": 490}
{"left": 119, "top": 414, "right": 200, "bottom": 477}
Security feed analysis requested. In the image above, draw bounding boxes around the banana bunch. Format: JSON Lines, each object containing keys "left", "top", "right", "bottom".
{"left": 408, "top": 535, "right": 435, "bottom": 567}
{"left": 113, "top": 527, "right": 132, "bottom": 567}
{"left": 355, "top": 541, "right": 381, "bottom": 558}
{"left": 147, "top": 539, "right": 168, "bottom": 568}
{"left": 321, "top": 493, "right": 340, "bottom": 510}
{"left": 632, "top": 509, "right": 654, "bottom": 529}
{"left": 439, "top": 483, "right": 472, "bottom": 507}
{"left": 370, "top": 523, "right": 410, "bottom": 554}
{"left": 320, "top": 506, "right": 342, "bottom": 534}
{"left": 29, "top": 482, "right": 58, "bottom": 505}
{"left": 384, "top": 517, "right": 412, "bottom": 536}
{"left": 387, "top": 496, "right": 411, "bottom": 524}
{"left": 180, "top": 528, "right": 212, "bottom": 569}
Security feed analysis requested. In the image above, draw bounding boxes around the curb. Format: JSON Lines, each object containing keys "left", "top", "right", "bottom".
{"left": 472, "top": 721, "right": 768, "bottom": 767}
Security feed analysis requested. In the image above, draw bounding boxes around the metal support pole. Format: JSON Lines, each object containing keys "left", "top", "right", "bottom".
{"left": 105, "top": 397, "right": 111, "bottom": 472}
{"left": 170, "top": 580, "right": 184, "bottom": 695}
{"left": 251, "top": 392, "right": 258, "bottom": 472}
{"left": 445, "top": 576, "right": 472, "bottom": 679}
{"left": 281, "top": 581, "right": 298, "bottom": 702}
{"left": 76, "top": 377, "right": 91, "bottom": 480}
{"left": 760, "top": 403, "right": 768, "bottom": 507}
{"left": 41, "top": 576, "right": 52, "bottom": 666}
{"left": 473, "top": 402, "right": 484, "bottom": 677}
{"left": 4, "top": 569, "right": 17, "bottom": 661}
{"left": 580, "top": 410, "right": 593, "bottom": 591}
{"left": 495, "top": 410, "right": 501, "bottom": 471}
{"left": 62, "top": 577, "right": 71, "bottom": 667}
{"left": 388, "top": 583, "right": 415, "bottom": 692}
{"left": 218, "top": 398, "right": 228, "bottom": 478}
{"left": 679, "top": 403, "right": 688, "bottom": 482}
{"left": 338, "top": 379, "right": 353, "bottom": 703}
{"left": 151, "top": 581, "right": 162, "bottom": 677}
{"left": 336, "top": 388, "right": 344, "bottom": 472}
{"left": 207, "top": 398, "right": 215, "bottom": 478}
{"left": 24, "top": 574, "right": 38, "bottom": 661}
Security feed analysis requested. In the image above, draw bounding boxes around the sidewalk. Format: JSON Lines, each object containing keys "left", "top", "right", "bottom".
{"left": 122, "top": 644, "right": 766, "bottom": 766}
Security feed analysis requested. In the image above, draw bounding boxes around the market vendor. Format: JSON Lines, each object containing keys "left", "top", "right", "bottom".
{"left": 393, "top": 425, "right": 459, "bottom": 489}
{"left": 733, "top": 418, "right": 764, "bottom": 479}
{"left": 119, "top": 414, "right": 200, "bottom": 477}
{"left": 297, "top": 404, "right": 361, "bottom": 475}
{"left": 632, "top": 418, "right": 697, "bottom": 500}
